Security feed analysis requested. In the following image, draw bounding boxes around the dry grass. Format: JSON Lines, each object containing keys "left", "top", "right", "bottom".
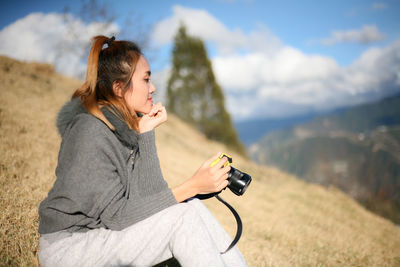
{"left": 0, "top": 55, "right": 399, "bottom": 266}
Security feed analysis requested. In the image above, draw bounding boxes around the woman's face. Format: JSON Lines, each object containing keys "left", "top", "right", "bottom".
{"left": 124, "top": 55, "right": 155, "bottom": 114}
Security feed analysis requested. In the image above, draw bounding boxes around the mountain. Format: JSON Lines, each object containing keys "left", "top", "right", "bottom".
{"left": 250, "top": 94, "right": 400, "bottom": 223}
{"left": 1, "top": 55, "right": 399, "bottom": 266}
{"left": 234, "top": 113, "right": 316, "bottom": 146}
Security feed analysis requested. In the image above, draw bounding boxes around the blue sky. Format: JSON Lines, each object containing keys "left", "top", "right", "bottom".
{"left": 1, "top": 0, "right": 399, "bottom": 121}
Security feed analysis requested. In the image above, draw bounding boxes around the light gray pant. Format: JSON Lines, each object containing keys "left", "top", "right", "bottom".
{"left": 38, "top": 198, "right": 247, "bottom": 267}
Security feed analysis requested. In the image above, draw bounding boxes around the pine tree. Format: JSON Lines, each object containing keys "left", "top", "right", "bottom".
{"left": 167, "top": 24, "right": 246, "bottom": 155}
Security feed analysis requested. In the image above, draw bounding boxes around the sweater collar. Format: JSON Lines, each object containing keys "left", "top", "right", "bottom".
{"left": 57, "top": 98, "right": 139, "bottom": 150}
{"left": 101, "top": 107, "right": 139, "bottom": 150}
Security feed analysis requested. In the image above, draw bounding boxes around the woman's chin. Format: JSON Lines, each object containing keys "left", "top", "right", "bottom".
{"left": 145, "top": 105, "right": 154, "bottom": 114}
{"left": 135, "top": 103, "right": 153, "bottom": 115}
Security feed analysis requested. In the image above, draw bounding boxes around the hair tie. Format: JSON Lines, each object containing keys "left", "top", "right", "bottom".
{"left": 106, "top": 36, "right": 115, "bottom": 47}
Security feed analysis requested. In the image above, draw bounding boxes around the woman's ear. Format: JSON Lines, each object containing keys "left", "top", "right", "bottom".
{"left": 112, "top": 81, "right": 123, "bottom": 97}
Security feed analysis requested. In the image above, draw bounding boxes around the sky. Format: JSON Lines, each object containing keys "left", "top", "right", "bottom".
{"left": 1, "top": 0, "right": 399, "bottom": 121}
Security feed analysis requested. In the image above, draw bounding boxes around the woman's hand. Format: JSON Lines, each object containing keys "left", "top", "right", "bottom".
{"left": 138, "top": 102, "right": 167, "bottom": 133}
{"left": 189, "top": 152, "right": 230, "bottom": 193}
{"left": 172, "top": 152, "right": 231, "bottom": 202}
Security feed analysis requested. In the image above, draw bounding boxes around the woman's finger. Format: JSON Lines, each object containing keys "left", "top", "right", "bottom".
{"left": 203, "top": 152, "right": 222, "bottom": 167}
{"left": 210, "top": 156, "right": 228, "bottom": 174}
{"left": 215, "top": 165, "right": 230, "bottom": 183}
{"left": 149, "top": 103, "right": 164, "bottom": 117}
{"left": 216, "top": 180, "right": 229, "bottom": 192}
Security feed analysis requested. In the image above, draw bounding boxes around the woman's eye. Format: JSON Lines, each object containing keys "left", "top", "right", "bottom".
{"left": 144, "top": 78, "right": 150, "bottom": 83}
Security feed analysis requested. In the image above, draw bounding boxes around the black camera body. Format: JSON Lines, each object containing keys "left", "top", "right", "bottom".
{"left": 211, "top": 153, "right": 252, "bottom": 196}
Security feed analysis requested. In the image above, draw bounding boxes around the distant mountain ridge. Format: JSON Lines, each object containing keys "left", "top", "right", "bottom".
{"left": 297, "top": 93, "right": 400, "bottom": 134}
{"left": 234, "top": 113, "right": 316, "bottom": 145}
{"left": 249, "top": 93, "right": 400, "bottom": 223}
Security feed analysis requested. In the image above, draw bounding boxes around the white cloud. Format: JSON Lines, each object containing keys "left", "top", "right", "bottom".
{"left": 152, "top": 6, "right": 400, "bottom": 121}
{"left": 0, "top": 12, "right": 119, "bottom": 78}
{"left": 213, "top": 41, "right": 400, "bottom": 120}
{"left": 321, "top": 25, "right": 386, "bottom": 45}
{"left": 152, "top": 5, "right": 281, "bottom": 55}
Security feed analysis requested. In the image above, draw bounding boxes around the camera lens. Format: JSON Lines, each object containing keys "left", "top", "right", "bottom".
{"left": 227, "top": 167, "right": 252, "bottom": 196}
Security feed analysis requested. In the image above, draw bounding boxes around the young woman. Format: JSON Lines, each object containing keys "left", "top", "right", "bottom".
{"left": 38, "top": 35, "right": 247, "bottom": 266}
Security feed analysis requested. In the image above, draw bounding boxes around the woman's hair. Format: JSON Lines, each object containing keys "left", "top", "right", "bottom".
{"left": 73, "top": 35, "right": 143, "bottom": 130}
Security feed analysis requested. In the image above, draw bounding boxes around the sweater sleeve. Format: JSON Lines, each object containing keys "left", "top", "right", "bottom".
{"left": 100, "top": 130, "right": 178, "bottom": 230}
{"left": 136, "top": 131, "right": 171, "bottom": 195}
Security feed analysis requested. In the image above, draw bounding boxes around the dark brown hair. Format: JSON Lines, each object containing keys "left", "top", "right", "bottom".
{"left": 73, "top": 35, "right": 142, "bottom": 130}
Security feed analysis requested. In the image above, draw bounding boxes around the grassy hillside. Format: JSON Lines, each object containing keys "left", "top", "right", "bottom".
{"left": 0, "top": 55, "right": 399, "bottom": 266}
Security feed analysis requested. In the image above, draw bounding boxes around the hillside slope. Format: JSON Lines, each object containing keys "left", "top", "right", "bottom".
{"left": 1, "top": 56, "right": 399, "bottom": 266}
{"left": 250, "top": 95, "right": 400, "bottom": 224}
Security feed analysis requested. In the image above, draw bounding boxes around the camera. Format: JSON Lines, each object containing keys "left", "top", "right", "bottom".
{"left": 211, "top": 153, "right": 252, "bottom": 196}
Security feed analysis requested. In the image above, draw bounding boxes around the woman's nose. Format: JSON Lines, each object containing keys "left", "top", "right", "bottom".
{"left": 150, "top": 81, "right": 156, "bottom": 94}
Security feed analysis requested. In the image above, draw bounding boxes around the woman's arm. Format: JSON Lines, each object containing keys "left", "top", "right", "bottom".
{"left": 137, "top": 104, "right": 230, "bottom": 203}
{"left": 172, "top": 153, "right": 230, "bottom": 202}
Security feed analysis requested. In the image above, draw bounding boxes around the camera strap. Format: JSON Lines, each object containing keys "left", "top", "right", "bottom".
{"left": 194, "top": 192, "right": 242, "bottom": 254}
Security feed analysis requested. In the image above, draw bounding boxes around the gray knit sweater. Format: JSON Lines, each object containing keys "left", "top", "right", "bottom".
{"left": 38, "top": 99, "right": 177, "bottom": 234}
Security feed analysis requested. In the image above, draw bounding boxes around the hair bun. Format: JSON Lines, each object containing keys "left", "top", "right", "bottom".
{"left": 106, "top": 36, "right": 115, "bottom": 47}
